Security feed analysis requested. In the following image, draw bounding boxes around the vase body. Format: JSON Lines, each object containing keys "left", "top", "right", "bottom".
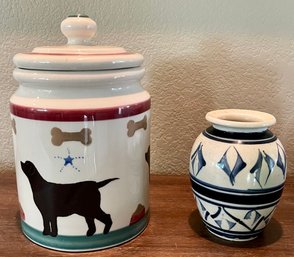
{"left": 189, "top": 109, "right": 286, "bottom": 241}
{"left": 10, "top": 15, "right": 150, "bottom": 252}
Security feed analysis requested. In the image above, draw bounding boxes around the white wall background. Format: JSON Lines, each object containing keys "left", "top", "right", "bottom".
{"left": 1, "top": 0, "right": 294, "bottom": 174}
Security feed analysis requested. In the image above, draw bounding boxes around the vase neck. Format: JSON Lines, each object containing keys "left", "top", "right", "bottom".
{"left": 206, "top": 109, "right": 276, "bottom": 134}
{"left": 204, "top": 126, "right": 277, "bottom": 144}
{"left": 212, "top": 124, "right": 268, "bottom": 133}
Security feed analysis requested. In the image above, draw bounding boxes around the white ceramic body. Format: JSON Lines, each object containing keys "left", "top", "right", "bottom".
{"left": 10, "top": 70, "right": 150, "bottom": 251}
{"left": 189, "top": 110, "right": 286, "bottom": 241}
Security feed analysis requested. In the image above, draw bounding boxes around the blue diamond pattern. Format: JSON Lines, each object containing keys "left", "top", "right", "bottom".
{"left": 217, "top": 147, "right": 247, "bottom": 186}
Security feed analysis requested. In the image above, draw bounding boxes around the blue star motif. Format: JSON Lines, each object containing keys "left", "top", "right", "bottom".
{"left": 55, "top": 148, "right": 84, "bottom": 172}
{"left": 64, "top": 155, "right": 74, "bottom": 166}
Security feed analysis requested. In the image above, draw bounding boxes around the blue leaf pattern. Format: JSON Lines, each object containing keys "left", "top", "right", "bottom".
{"left": 197, "top": 200, "right": 274, "bottom": 234}
{"left": 277, "top": 144, "right": 286, "bottom": 177}
{"left": 211, "top": 207, "right": 222, "bottom": 219}
{"left": 230, "top": 147, "right": 247, "bottom": 185}
{"left": 244, "top": 210, "right": 261, "bottom": 225}
{"left": 217, "top": 147, "right": 247, "bottom": 186}
{"left": 250, "top": 150, "right": 264, "bottom": 188}
{"left": 215, "top": 220, "right": 222, "bottom": 228}
{"left": 191, "top": 142, "right": 206, "bottom": 176}
{"left": 263, "top": 151, "right": 275, "bottom": 184}
{"left": 226, "top": 220, "right": 237, "bottom": 230}
{"left": 199, "top": 200, "right": 206, "bottom": 212}
{"left": 244, "top": 210, "right": 252, "bottom": 220}
{"left": 192, "top": 142, "right": 285, "bottom": 188}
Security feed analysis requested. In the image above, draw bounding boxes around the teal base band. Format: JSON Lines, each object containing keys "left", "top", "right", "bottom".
{"left": 21, "top": 213, "right": 149, "bottom": 252}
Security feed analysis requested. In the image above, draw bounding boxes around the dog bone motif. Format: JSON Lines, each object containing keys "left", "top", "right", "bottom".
{"left": 51, "top": 127, "right": 92, "bottom": 146}
{"left": 127, "top": 115, "right": 147, "bottom": 137}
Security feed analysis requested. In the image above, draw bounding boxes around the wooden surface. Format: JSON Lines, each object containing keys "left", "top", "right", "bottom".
{"left": 0, "top": 172, "right": 293, "bottom": 257}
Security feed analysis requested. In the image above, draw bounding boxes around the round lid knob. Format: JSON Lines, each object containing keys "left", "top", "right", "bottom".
{"left": 13, "top": 14, "right": 144, "bottom": 71}
{"left": 61, "top": 14, "right": 97, "bottom": 45}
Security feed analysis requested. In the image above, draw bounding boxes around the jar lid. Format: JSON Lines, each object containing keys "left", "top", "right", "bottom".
{"left": 13, "top": 15, "right": 143, "bottom": 71}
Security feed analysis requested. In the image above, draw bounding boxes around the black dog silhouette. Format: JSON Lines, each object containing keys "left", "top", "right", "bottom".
{"left": 20, "top": 161, "right": 118, "bottom": 237}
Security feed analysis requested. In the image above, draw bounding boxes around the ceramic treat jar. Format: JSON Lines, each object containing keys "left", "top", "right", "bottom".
{"left": 189, "top": 109, "right": 286, "bottom": 241}
{"left": 10, "top": 15, "right": 150, "bottom": 251}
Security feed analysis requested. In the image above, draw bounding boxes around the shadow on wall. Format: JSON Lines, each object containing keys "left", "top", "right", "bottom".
{"left": 150, "top": 37, "right": 281, "bottom": 174}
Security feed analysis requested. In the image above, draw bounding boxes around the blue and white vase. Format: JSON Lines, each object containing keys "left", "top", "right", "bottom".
{"left": 189, "top": 109, "right": 286, "bottom": 241}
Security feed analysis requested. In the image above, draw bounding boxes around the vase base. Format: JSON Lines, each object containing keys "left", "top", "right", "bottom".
{"left": 205, "top": 225, "right": 259, "bottom": 242}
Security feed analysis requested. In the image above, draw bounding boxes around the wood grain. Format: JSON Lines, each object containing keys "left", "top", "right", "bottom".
{"left": 0, "top": 172, "right": 293, "bottom": 257}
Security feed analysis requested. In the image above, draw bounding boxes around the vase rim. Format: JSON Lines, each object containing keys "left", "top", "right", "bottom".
{"left": 206, "top": 109, "right": 276, "bottom": 133}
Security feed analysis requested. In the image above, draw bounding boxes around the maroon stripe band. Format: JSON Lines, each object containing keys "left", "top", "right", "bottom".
{"left": 10, "top": 99, "right": 151, "bottom": 122}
